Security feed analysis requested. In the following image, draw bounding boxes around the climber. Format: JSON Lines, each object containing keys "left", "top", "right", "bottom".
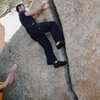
{"left": 16, "top": 1, "right": 67, "bottom": 68}
{"left": 0, "top": 64, "right": 17, "bottom": 100}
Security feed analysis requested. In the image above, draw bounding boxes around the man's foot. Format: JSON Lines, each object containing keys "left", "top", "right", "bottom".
{"left": 54, "top": 61, "right": 67, "bottom": 68}
{"left": 56, "top": 41, "right": 65, "bottom": 49}
{"left": 48, "top": 62, "right": 54, "bottom": 65}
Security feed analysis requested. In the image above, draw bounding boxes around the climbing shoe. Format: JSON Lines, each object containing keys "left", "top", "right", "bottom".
{"left": 54, "top": 61, "right": 67, "bottom": 68}
{"left": 56, "top": 41, "right": 65, "bottom": 49}
{"left": 48, "top": 62, "right": 54, "bottom": 65}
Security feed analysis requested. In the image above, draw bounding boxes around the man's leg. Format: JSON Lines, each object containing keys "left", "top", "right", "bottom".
{"left": 30, "top": 34, "right": 67, "bottom": 68}
{"left": 32, "top": 34, "right": 57, "bottom": 64}
{"left": 35, "top": 21, "right": 65, "bottom": 45}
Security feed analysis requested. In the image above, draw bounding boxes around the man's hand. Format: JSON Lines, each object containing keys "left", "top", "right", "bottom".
{"left": 25, "top": 0, "right": 49, "bottom": 16}
{"left": 42, "top": 0, "right": 49, "bottom": 4}
{"left": 40, "top": 0, "right": 49, "bottom": 9}
{"left": 43, "top": 3, "right": 50, "bottom": 10}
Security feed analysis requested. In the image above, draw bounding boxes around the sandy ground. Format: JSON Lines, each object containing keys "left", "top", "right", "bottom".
{"left": 0, "top": 8, "right": 21, "bottom": 42}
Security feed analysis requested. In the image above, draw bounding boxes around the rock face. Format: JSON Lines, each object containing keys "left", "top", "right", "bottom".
{"left": 0, "top": 23, "right": 5, "bottom": 51}
{"left": 0, "top": 0, "right": 70, "bottom": 100}
{"left": 53, "top": 0, "right": 100, "bottom": 100}
{"left": 0, "top": 0, "right": 100, "bottom": 100}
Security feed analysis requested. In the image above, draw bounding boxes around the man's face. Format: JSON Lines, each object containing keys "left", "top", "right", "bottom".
{"left": 19, "top": 5, "right": 25, "bottom": 11}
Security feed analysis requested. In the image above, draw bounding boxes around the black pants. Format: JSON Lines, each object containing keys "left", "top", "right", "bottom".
{"left": 29, "top": 21, "right": 64, "bottom": 64}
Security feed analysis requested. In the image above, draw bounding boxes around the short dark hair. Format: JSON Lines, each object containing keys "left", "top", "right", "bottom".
{"left": 16, "top": 4, "right": 24, "bottom": 12}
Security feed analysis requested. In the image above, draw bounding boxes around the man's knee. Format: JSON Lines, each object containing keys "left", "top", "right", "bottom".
{"left": 51, "top": 21, "right": 57, "bottom": 25}
{"left": 47, "top": 21, "right": 56, "bottom": 25}
{"left": 48, "top": 21, "right": 58, "bottom": 28}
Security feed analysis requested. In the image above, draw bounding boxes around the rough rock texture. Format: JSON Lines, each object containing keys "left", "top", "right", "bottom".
{"left": 0, "top": 23, "right": 5, "bottom": 51}
{"left": 0, "top": 0, "right": 99, "bottom": 100}
{"left": 0, "top": 0, "right": 70, "bottom": 100}
{"left": 53, "top": 0, "right": 100, "bottom": 100}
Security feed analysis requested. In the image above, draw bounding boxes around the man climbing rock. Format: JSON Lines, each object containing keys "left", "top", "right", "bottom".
{"left": 16, "top": 1, "right": 67, "bottom": 68}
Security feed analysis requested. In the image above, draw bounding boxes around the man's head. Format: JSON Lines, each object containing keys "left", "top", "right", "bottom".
{"left": 16, "top": 4, "right": 25, "bottom": 13}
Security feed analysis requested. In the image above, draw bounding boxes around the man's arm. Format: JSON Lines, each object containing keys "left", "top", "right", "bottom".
{"left": 0, "top": 84, "right": 6, "bottom": 90}
{"left": 0, "top": 64, "right": 17, "bottom": 90}
{"left": 25, "top": 1, "right": 49, "bottom": 16}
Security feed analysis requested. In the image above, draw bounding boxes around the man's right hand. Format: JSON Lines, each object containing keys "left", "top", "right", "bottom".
{"left": 43, "top": 3, "right": 50, "bottom": 10}
{"left": 42, "top": 0, "right": 49, "bottom": 5}
{"left": 42, "top": 0, "right": 49, "bottom": 10}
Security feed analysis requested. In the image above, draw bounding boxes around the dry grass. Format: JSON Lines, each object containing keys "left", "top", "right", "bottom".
{"left": 0, "top": 0, "right": 32, "bottom": 15}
